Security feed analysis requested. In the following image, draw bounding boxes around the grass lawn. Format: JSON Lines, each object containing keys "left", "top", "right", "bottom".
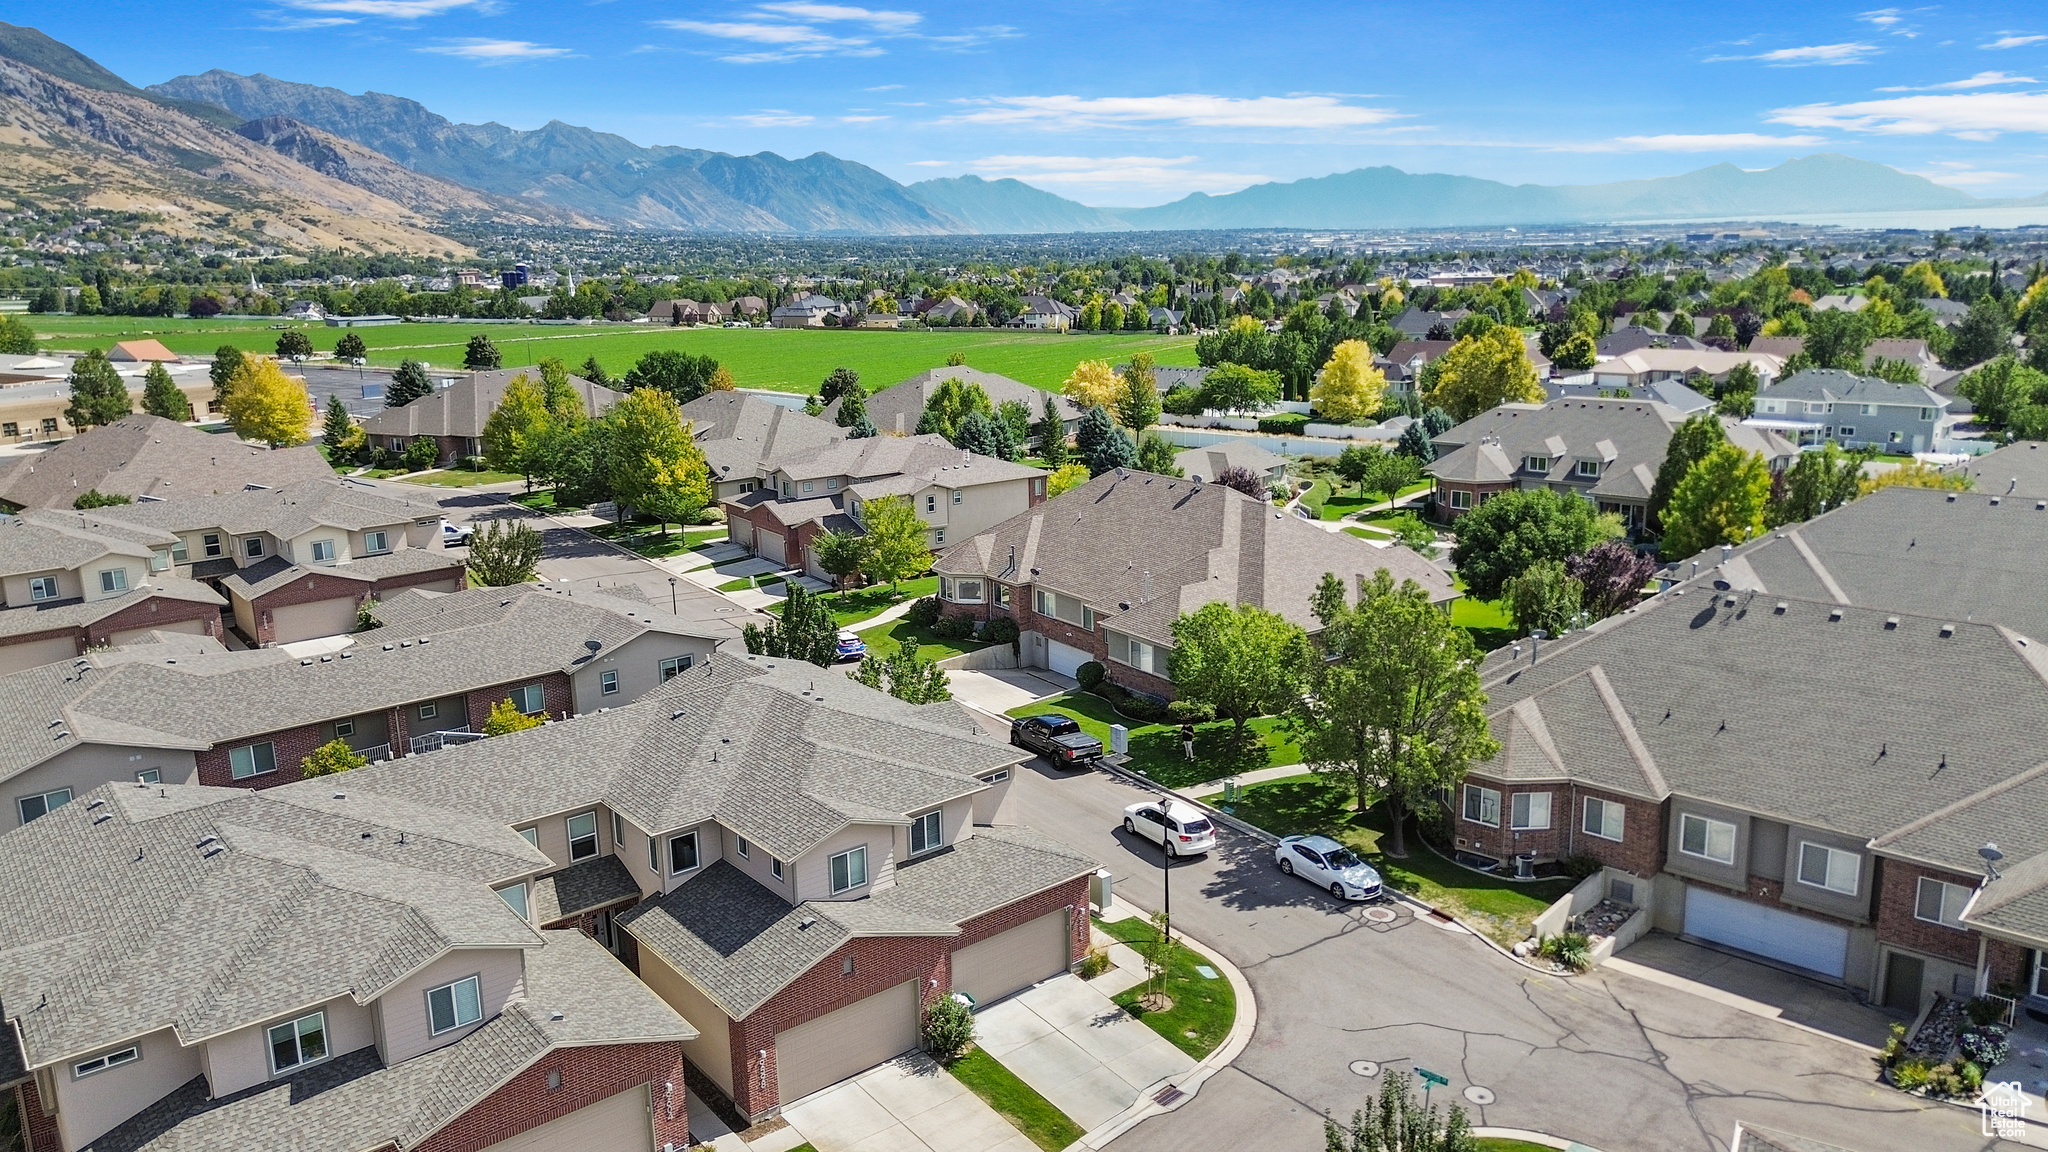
{"left": 946, "top": 1049, "right": 1085, "bottom": 1152}
{"left": 826, "top": 576, "right": 939, "bottom": 627}
{"left": 1344, "top": 524, "right": 1394, "bottom": 541}
{"left": 1201, "top": 774, "right": 1571, "bottom": 946}
{"left": 1473, "top": 1140, "right": 1558, "bottom": 1152}
{"left": 1451, "top": 579, "right": 1517, "bottom": 652}
{"left": 361, "top": 466, "right": 415, "bottom": 479}
{"left": 27, "top": 317, "right": 1195, "bottom": 395}
{"left": 582, "top": 519, "right": 721, "bottom": 559}
{"left": 855, "top": 618, "right": 985, "bottom": 662}
{"left": 718, "top": 574, "right": 783, "bottom": 592}
{"left": 399, "top": 468, "right": 527, "bottom": 488}
{"left": 1004, "top": 692, "right": 1298, "bottom": 790}
{"left": 508, "top": 488, "right": 583, "bottom": 513}
{"left": 1094, "top": 916, "right": 1237, "bottom": 1059}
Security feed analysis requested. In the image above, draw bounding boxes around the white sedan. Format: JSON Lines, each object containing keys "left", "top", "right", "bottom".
{"left": 1122, "top": 799, "right": 1217, "bottom": 857}
{"left": 1275, "top": 834, "right": 1384, "bottom": 901}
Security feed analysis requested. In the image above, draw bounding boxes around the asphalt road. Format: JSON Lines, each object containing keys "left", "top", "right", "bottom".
{"left": 1004, "top": 758, "right": 2019, "bottom": 1152}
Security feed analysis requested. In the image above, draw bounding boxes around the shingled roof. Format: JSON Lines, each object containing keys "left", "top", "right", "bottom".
{"left": 934, "top": 469, "right": 1454, "bottom": 647}
{"left": 1429, "top": 399, "right": 1794, "bottom": 497}
{"left": 359, "top": 369, "right": 618, "bottom": 440}
{"left": 681, "top": 391, "right": 843, "bottom": 487}
{"left": 89, "top": 478, "right": 444, "bottom": 541}
{"left": 828, "top": 367, "right": 1081, "bottom": 436}
{"left": 0, "top": 416, "right": 334, "bottom": 510}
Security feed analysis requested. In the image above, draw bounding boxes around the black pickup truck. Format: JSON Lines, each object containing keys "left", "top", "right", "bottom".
{"left": 1009, "top": 714, "right": 1104, "bottom": 768}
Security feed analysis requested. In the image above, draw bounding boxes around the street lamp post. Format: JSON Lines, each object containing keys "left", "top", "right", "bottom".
{"left": 669, "top": 576, "right": 678, "bottom": 616}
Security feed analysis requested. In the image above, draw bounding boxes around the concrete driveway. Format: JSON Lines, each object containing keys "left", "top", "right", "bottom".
{"left": 778, "top": 1054, "right": 1034, "bottom": 1152}
{"left": 974, "top": 974, "right": 1195, "bottom": 1130}
{"left": 946, "top": 668, "right": 1072, "bottom": 717}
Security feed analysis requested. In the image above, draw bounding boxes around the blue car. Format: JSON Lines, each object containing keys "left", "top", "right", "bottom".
{"left": 836, "top": 630, "right": 867, "bottom": 662}
{"left": 1276, "top": 834, "right": 1384, "bottom": 901}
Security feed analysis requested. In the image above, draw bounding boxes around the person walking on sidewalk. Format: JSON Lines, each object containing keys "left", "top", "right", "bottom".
{"left": 1181, "top": 722, "right": 1196, "bottom": 761}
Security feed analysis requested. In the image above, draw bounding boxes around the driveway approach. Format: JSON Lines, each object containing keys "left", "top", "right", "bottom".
{"left": 1005, "top": 761, "right": 2019, "bottom": 1152}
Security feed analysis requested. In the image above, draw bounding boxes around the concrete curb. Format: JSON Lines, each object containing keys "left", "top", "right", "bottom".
{"left": 1063, "top": 898, "right": 1259, "bottom": 1151}
{"left": 1472, "top": 1127, "right": 1602, "bottom": 1151}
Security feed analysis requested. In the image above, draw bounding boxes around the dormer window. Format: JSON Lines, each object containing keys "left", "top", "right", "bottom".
{"left": 427, "top": 975, "right": 483, "bottom": 1034}
{"left": 99, "top": 569, "right": 127, "bottom": 593}
{"left": 1522, "top": 456, "right": 1551, "bottom": 473}
{"left": 1574, "top": 460, "right": 1602, "bottom": 478}
{"left": 28, "top": 576, "right": 58, "bottom": 601}
{"left": 243, "top": 537, "right": 265, "bottom": 559}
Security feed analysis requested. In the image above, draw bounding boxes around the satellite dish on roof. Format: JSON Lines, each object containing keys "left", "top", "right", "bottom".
{"left": 1712, "top": 579, "right": 1732, "bottom": 591}
{"left": 584, "top": 639, "right": 602, "bottom": 652}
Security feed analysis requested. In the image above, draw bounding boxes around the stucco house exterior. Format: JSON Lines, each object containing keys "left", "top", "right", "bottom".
{"left": 1745, "top": 368, "right": 1958, "bottom": 453}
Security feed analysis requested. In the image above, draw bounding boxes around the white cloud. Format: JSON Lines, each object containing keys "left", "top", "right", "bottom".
{"left": 1909, "top": 161, "right": 2022, "bottom": 187}
{"left": 278, "top": 0, "right": 487, "bottom": 17}
{"left": 1859, "top": 8, "right": 1903, "bottom": 27}
{"left": 1879, "top": 71, "right": 2038, "bottom": 91}
{"left": 756, "top": 2, "right": 920, "bottom": 30}
{"left": 943, "top": 94, "right": 1400, "bottom": 130}
{"left": 654, "top": 2, "right": 989, "bottom": 62}
{"left": 839, "top": 114, "right": 889, "bottom": 122}
{"left": 1769, "top": 90, "right": 2048, "bottom": 138}
{"left": 936, "top": 154, "right": 1271, "bottom": 191}
{"left": 1984, "top": 34, "right": 2048, "bottom": 50}
{"left": 864, "top": 84, "right": 904, "bottom": 91}
{"left": 1557, "top": 133, "right": 1830, "bottom": 152}
{"left": 1707, "top": 42, "right": 1879, "bottom": 66}
{"left": 734, "top": 110, "right": 816, "bottom": 126}
{"left": 655, "top": 18, "right": 879, "bottom": 62}
{"left": 418, "top": 39, "right": 571, "bottom": 62}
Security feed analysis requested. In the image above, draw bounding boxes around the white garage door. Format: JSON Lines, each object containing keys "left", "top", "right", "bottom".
{"left": 1045, "top": 638, "right": 1091, "bottom": 679}
{"left": 755, "top": 528, "right": 787, "bottom": 565}
{"left": 1684, "top": 885, "right": 1848, "bottom": 978}
{"left": 269, "top": 597, "right": 359, "bottom": 644}
{"left": 477, "top": 1084, "right": 648, "bottom": 1152}
{"left": 953, "top": 910, "right": 1068, "bottom": 1006}
{"left": 774, "top": 980, "right": 919, "bottom": 1105}
{"left": 109, "top": 617, "right": 208, "bottom": 648}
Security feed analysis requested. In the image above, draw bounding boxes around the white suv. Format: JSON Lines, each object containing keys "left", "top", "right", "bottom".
{"left": 1122, "top": 799, "right": 1217, "bottom": 857}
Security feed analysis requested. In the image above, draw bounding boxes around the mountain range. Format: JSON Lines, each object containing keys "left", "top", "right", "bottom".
{"left": 0, "top": 21, "right": 2039, "bottom": 249}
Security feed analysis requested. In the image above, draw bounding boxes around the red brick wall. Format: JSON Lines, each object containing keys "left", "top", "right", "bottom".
{"left": 249, "top": 560, "right": 463, "bottom": 645}
{"left": 1455, "top": 778, "right": 1665, "bottom": 878}
{"left": 1874, "top": 859, "right": 1983, "bottom": 968}
{"left": 460, "top": 672, "right": 574, "bottom": 730}
{"left": 412, "top": 1042, "right": 688, "bottom": 1152}
{"left": 727, "top": 877, "right": 1087, "bottom": 1117}
{"left": 15, "top": 1078, "right": 60, "bottom": 1152}
{"left": 85, "top": 595, "right": 223, "bottom": 648}
{"left": 1433, "top": 481, "right": 1513, "bottom": 520}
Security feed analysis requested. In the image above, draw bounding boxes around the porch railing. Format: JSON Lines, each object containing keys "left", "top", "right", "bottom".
{"left": 408, "top": 729, "right": 486, "bottom": 754}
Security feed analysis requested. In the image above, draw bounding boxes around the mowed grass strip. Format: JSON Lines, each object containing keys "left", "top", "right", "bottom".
{"left": 1093, "top": 916, "right": 1236, "bottom": 1059}
{"left": 945, "top": 1048, "right": 1085, "bottom": 1152}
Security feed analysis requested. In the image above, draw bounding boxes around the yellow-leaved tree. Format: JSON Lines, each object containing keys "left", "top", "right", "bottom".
{"left": 1424, "top": 324, "right": 1545, "bottom": 422}
{"left": 604, "top": 388, "right": 710, "bottom": 538}
{"left": 1310, "top": 340, "right": 1386, "bottom": 423}
{"left": 223, "top": 356, "right": 312, "bottom": 447}
{"left": 1063, "top": 359, "right": 1122, "bottom": 410}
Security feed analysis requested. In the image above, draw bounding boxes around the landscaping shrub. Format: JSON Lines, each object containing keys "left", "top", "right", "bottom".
{"left": 1075, "top": 661, "right": 1106, "bottom": 690}
{"left": 1880, "top": 1022, "right": 1907, "bottom": 1066}
{"left": 904, "top": 596, "right": 942, "bottom": 628}
{"left": 1960, "top": 1060, "right": 1986, "bottom": 1095}
{"left": 1094, "top": 679, "right": 1172, "bottom": 722}
{"left": 1078, "top": 946, "right": 1111, "bottom": 980}
{"left": 1960, "top": 1024, "right": 2012, "bottom": 1068}
{"left": 455, "top": 455, "right": 486, "bottom": 471}
{"left": 1256, "top": 412, "right": 1309, "bottom": 435}
{"left": 402, "top": 437, "right": 439, "bottom": 472}
{"left": 1561, "top": 854, "right": 1604, "bottom": 881}
{"left": 1967, "top": 997, "right": 2012, "bottom": 1027}
{"left": 930, "top": 614, "right": 975, "bottom": 641}
{"left": 1923, "top": 1062, "right": 1965, "bottom": 1098}
{"left": 922, "top": 994, "right": 975, "bottom": 1062}
{"left": 1539, "top": 931, "right": 1593, "bottom": 973}
{"left": 1890, "top": 1057, "right": 1932, "bottom": 1092}
{"left": 979, "top": 616, "right": 1019, "bottom": 652}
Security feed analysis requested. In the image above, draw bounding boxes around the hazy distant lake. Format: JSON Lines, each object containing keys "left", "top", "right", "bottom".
{"left": 1636, "top": 205, "right": 2048, "bottom": 231}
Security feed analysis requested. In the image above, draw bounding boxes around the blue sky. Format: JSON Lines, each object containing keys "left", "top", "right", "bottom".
{"left": 20, "top": 0, "right": 2048, "bottom": 205}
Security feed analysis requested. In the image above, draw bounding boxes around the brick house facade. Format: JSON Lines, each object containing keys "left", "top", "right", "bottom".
{"left": 242, "top": 562, "right": 464, "bottom": 647}
{"left": 1454, "top": 778, "right": 1667, "bottom": 880}
{"left": 411, "top": 1042, "right": 691, "bottom": 1152}
{"left": 1, "top": 594, "right": 225, "bottom": 669}
{"left": 725, "top": 876, "right": 1088, "bottom": 1118}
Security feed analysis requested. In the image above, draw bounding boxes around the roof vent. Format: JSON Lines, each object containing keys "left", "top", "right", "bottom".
{"left": 300, "top": 658, "right": 313, "bottom": 666}
{"left": 195, "top": 835, "right": 216, "bottom": 848}
{"left": 87, "top": 799, "right": 104, "bottom": 810}
{"left": 1940, "top": 623, "right": 1956, "bottom": 637}
{"left": 92, "top": 813, "right": 111, "bottom": 825}
{"left": 1990, "top": 497, "right": 2001, "bottom": 506}
{"left": 340, "top": 651, "right": 352, "bottom": 658}
{"left": 418, "top": 637, "right": 430, "bottom": 644}
{"left": 1946, "top": 493, "right": 1957, "bottom": 502}
{"left": 320, "top": 654, "right": 333, "bottom": 663}
{"left": 1774, "top": 601, "right": 1788, "bottom": 614}
{"left": 360, "top": 831, "right": 373, "bottom": 840}
{"left": 1885, "top": 616, "right": 1900, "bottom": 629}
{"left": 332, "top": 791, "right": 345, "bottom": 800}
{"left": 797, "top": 916, "right": 817, "bottom": 930}
{"left": 1828, "top": 608, "right": 1844, "bottom": 621}
{"left": 203, "top": 846, "right": 225, "bottom": 859}
{"left": 383, "top": 643, "right": 394, "bottom": 651}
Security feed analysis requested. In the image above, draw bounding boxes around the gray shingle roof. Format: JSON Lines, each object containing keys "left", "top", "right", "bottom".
{"left": 0, "top": 416, "right": 334, "bottom": 510}
{"left": 769, "top": 432, "right": 1040, "bottom": 488}
{"left": 620, "top": 827, "right": 1092, "bottom": 1019}
{"left": 0, "top": 512, "right": 168, "bottom": 577}
{"left": 1761, "top": 367, "right": 1946, "bottom": 410}
{"left": 218, "top": 546, "right": 460, "bottom": 600}
{"left": 681, "top": 392, "right": 844, "bottom": 486}
{"left": 1429, "top": 399, "right": 1794, "bottom": 493}
{"left": 934, "top": 469, "right": 1454, "bottom": 647}
{"left": 0, "top": 576, "right": 225, "bottom": 641}
{"left": 533, "top": 854, "right": 641, "bottom": 924}
{"left": 1173, "top": 443, "right": 1289, "bottom": 483}
{"left": 358, "top": 369, "right": 618, "bottom": 440}
{"left": 0, "top": 781, "right": 550, "bottom": 1071}
{"left": 89, "top": 478, "right": 444, "bottom": 541}
{"left": 82, "top": 930, "right": 690, "bottom": 1152}
{"left": 345, "top": 653, "right": 1020, "bottom": 865}
{"left": 1953, "top": 440, "right": 2048, "bottom": 498}
{"left": 829, "top": 368, "right": 1080, "bottom": 436}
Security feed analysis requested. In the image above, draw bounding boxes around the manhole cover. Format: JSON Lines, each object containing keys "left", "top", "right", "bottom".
{"left": 1463, "top": 1085, "right": 1495, "bottom": 1106}
{"left": 1349, "top": 1060, "right": 1380, "bottom": 1077}
{"left": 1363, "top": 907, "right": 1397, "bottom": 924}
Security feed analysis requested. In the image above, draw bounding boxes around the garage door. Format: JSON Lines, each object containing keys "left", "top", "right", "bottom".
{"left": 953, "top": 910, "right": 1068, "bottom": 1006}
{"left": 0, "top": 635, "right": 80, "bottom": 675}
{"left": 477, "top": 1084, "right": 648, "bottom": 1152}
{"left": 774, "top": 980, "right": 919, "bottom": 1105}
{"left": 269, "top": 596, "right": 359, "bottom": 644}
{"left": 755, "top": 528, "right": 786, "bottom": 565}
{"left": 1684, "top": 885, "right": 1848, "bottom": 978}
{"left": 109, "top": 617, "right": 207, "bottom": 648}
{"left": 1045, "top": 639, "right": 1091, "bottom": 679}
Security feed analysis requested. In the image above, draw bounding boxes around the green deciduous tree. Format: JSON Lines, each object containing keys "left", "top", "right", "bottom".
{"left": 465, "top": 519, "right": 544, "bottom": 586}
{"left": 223, "top": 357, "right": 311, "bottom": 447}
{"left": 1312, "top": 340, "right": 1386, "bottom": 423}
{"left": 1358, "top": 448, "right": 1421, "bottom": 512}
{"left": 1957, "top": 356, "right": 2046, "bottom": 428}
{"left": 1659, "top": 443, "right": 1771, "bottom": 560}
{"left": 1046, "top": 462, "right": 1090, "bottom": 498}
{"left": 1859, "top": 458, "right": 1972, "bottom": 495}
{"left": 1551, "top": 331, "right": 1597, "bottom": 372}
{"left": 1649, "top": 411, "right": 1726, "bottom": 525}
{"left": 1505, "top": 558, "right": 1584, "bottom": 638}
{"left": 140, "top": 361, "right": 188, "bottom": 421}
{"left": 623, "top": 349, "right": 719, "bottom": 403}
{"left": 1767, "top": 442, "right": 1863, "bottom": 527}
{"left": 1804, "top": 308, "right": 1872, "bottom": 370}
{"left": 918, "top": 377, "right": 994, "bottom": 442}
{"left": 210, "top": 345, "right": 246, "bottom": 410}
{"left": 73, "top": 489, "right": 130, "bottom": 509}
{"left": 482, "top": 698, "right": 544, "bottom": 735}
{"left": 742, "top": 583, "right": 838, "bottom": 667}
{"left": 604, "top": 387, "right": 709, "bottom": 537}
{"left": 482, "top": 372, "right": 552, "bottom": 487}
{"left": 1135, "top": 432, "right": 1181, "bottom": 476}
{"left": 334, "top": 332, "right": 367, "bottom": 362}
{"left": 463, "top": 334, "right": 501, "bottom": 370}
{"left": 0, "top": 314, "right": 37, "bottom": 354}
{"left": 1199, "top": 362, "right": 1282, "bottom": 414}
{"left": 1170, "top": 602, "right": 1310, "bottom": 737}
{"left": 851, "top": 646, "right": 953, "bottom": 703}
{"left": 65, "top": 348, "right": 130, "bottom": 429}
{"left": 859, "top": 495, "right": 933, "bottom": 592}
{"left": 812, "top": 529, "right": 870, "bottom": 586}
{"left": 1294, "top": 570, "right": 1498, "bottom": 858}
{"left": 386, "top": 359, "right": 433, "bottom": 407}
{"left": 1947, "top": 295, "right": 2014, "bottom": 369}
{"left": 275, "top": 329, "right": 313, "bottom": 362}
{"left": 1449, "top": 487, "right": 1613, "bottom": 601}
{"left": 819, "top": 367, "right": 862, "bottom": 404}
{"left": 1423, "top": 324, "right": 1545, "bottom": 422}
{"left": 300, "top": 738, "right": 366, "bottom": 777}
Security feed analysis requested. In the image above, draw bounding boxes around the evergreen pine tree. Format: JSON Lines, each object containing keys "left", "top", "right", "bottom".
{"left": 1035, "top": 394, "right": 1070, "bottom": 466}
{"left": 1077, "top": 406, "right": 1136, "bottom": 476}
{"left": 464, "top": 334, "right": 502, "bottom": 370}
{"left": 210, "top": 344, "right": 246, "bottom": 409}
{"left": 140, "top": 361, "right": 189, "bottom": 421}
{"left": 1396, "top": 420, "right": 1436, "bottom": 463}
{"left": 64, "top": 349, "right": 130, "bottom": 429}
{"left": 387, "top": 359, "right": 433, "bottom": 407}
{"left": 322, "top": 394, "right": 355, "bottom": 450}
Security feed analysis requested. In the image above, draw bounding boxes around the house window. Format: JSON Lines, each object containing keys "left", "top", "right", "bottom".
{"left": 995, "top": 585, "right": 1012, "bottom": 608}
{"left": 1575, "top": 460, "right": 1601, "bottom": 478}
{"left": 1461, "top": 784, "right": 1501, "bottom": 828}
{"left": 169, "top": 538, "right": 188, "bottom": 563}
{"left": 511, "top": 683, "right": 544, "bottom": 714}
{"left": 1081, "top": 606, "right": 1095, "bottom": 631}
{"left": 660, "top": 656, "right": 692, "bottom": 681}
{"left": 28, "top": 576, "right": 58, "bottom": 601}
{"left": 268, "top": 1011, "right": 328, "bottom": 1075}
{"left": 41, "top": 418, "right": 57, "bottom": 434}
{"left": 1522, "top": 456, "right": 1551, "bottom": 473}
{"left": 1449, "top": 489, "right": 1473, "bottom": 510}
{"left": 309, "top": 539, "right": 336, "bottom": 563}
{"left": 926, "top": 495, "right": 937, "bottom": 513}
{"left": 669, "top": 831, "right": 699, "bottom": 874}
{"left": 600, "top": 670, "right": 619, "bottom": 695}
{"left": 417, "top": 701, "right": 438, "bottom": 721}
{"left": 1804, "top": 402, "right": 1827, "bottom": 415}
{"left": 203, "top": 533, "right": 222, "bottom": 558}
{"left": 1860, "top": 404, "right": 1876, "bottom": 416}
{"left": 826, "top": 478, "right": 838, "bottom": 491}
{"left": 497, "top": 883, "right": 528, "bottom": 920}
{"left": 518, "top": 826, "right": 538, "bottom": 848}
{"left": 73, "top": 1046, "right": 139, "bottom": 1079}
{"left": 1838, "top": 426, "right": 1855, "bottom": 438}
{"left": 426, "top": 975, "right": 483, "bottom": 1034}
{"left": 935, "top": 528, "right": 945, "bottom": 544}
{"left": 1920, "top": 408, "right": 1935, "bottom": 421}
{"left": 771, "top": 857, "right": 783, "bottom": 879}
{"left": 334, "top": 720, "right": 355, "bottom": 738}
{"left": 1678, "top": 813, "right": 1737, "bottom": 865}
{"left": 802, "top": 481, "right": 813, "bottom": 494}
{"left": 1914, "top": 877, "right": 1971, "bottom": 929}
{"left": 229, "top": 742, "right": 277, "bottom": 780}
{"left": 1510, "top": 792, "right": 1551, "bottom": 831}
{"left": 955, "top": 579, "right": 983, "bottom": 603}
{"left": 648, "top": 833, "right": 659, "bottom": 872}
{"left": 1583, "top": 797, "right": 1624, "bottom": 841}
{"left": 567, "top": 812, "right": 599, "bottom": 860}
{"left": 244, "top": 538, "right": 265, "bottom": 559}
{"left": 1797, "top": 842, "right": 1859, "bottom": 896}
{"left": 363, "top": 530, "right": 389, "bottom": 554}
{"left": 135, "top": 769, "right": 160, "bottom": 785}
{"left": 736, "top": 835, "right": 750, "bottom": 859}
{"left": 98, "top": 568, "right": 127, "bottom": 593}
{"left": 830, "top": 845, "right": 868, "bottom": 893}
{"left": 910, "top": 809, "right": 943, "bottom": 854}
{"left": 0, "top": 423, "right": 13, "bottom": 437}
{"left": 981, "top": 769, "right": 1010, "bottom": 785}
{"left": 951, "top": 490, "right": 962, "bottom": 505}
{"left": 17, "top": 788, "right": 71, "bottom": 824}
{"left": 612, "top": 811, "right": 625, "bottom": 848}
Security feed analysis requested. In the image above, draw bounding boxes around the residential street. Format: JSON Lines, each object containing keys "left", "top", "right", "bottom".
{"left": 1003, "top": 760, "right": 2022, "bottom": 1152}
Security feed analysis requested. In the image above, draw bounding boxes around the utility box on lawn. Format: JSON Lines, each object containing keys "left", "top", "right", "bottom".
{"left": 1110, "top": 724, "right": 1128, "bottom": 756}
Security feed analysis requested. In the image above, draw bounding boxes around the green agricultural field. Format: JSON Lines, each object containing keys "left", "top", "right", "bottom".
{"left": 24, "top": 316, "right": 1197, "bottom": 395}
